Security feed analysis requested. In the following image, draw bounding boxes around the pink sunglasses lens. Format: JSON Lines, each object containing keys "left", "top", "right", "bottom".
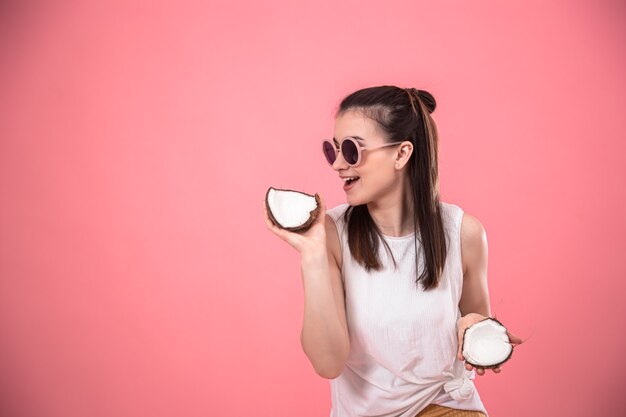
{"left": 323, "top": 141, "right": 336, "bottom": 165}
{"left": 341, "top": 139, "right": 359, "bottom": 165}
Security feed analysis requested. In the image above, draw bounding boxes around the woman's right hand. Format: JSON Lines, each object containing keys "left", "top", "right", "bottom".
{"left": 263, "top": 194, "right": 328, "bottom": 256}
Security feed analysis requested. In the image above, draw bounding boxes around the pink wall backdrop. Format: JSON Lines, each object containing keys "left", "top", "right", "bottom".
{"left": 1, "top": 0, "right": 625, "bottom": 416}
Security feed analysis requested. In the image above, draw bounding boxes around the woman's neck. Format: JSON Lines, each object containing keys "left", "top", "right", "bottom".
{"left": 367, "top": 183, "right": 416, "bottom": 237}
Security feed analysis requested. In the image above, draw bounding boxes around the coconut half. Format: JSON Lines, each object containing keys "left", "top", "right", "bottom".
{"left": 265, "top": 187, "right": 321, "bottom": 232}
{"left": 462, "top": 317, "right": 514, "bottom": 369}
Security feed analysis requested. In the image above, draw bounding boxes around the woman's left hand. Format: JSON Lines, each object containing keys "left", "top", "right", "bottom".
{"left": 456, "top": 313, "right": 524, "bottom": 376}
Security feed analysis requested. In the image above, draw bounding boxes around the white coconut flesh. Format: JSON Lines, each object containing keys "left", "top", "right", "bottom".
{"left": 266, "top": 188, "right": 318, "bottom": 229}
{"left": 462, "top": 318, "right": 513, "bottom": 368}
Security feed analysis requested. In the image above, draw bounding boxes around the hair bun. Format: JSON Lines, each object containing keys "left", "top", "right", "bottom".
{"left": 416, "top": 89, "right": 436, "bottom": 114}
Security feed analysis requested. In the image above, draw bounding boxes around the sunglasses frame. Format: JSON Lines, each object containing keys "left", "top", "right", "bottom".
{"left": 322, "top": 137, "right": 405, "bottom": 167}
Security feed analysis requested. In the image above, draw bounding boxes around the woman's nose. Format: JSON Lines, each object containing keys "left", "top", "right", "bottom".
{"left": 332, "top": 149, "right": 348, "bottom": 170}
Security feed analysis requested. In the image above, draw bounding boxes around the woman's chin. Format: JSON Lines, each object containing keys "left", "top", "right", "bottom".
{"left": 346, "top": 194, "right": 365, "bottom": 206}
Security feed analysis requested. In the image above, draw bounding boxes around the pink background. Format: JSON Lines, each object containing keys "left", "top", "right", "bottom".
{"left": 1, "top": 1, "right": 625, "bottom": 416}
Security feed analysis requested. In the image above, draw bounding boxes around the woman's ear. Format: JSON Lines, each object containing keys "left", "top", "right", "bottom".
{"left": 395, "top": 140, "right": 413, "bottom": 166}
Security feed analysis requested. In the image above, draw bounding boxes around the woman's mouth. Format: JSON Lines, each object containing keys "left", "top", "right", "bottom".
{"left": 343, "top": 177, "right": 360, "bottom": 191}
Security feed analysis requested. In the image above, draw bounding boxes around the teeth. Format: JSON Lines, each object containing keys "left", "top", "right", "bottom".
{"left": 342, "top": 177, "right": 359, "bottom": 182}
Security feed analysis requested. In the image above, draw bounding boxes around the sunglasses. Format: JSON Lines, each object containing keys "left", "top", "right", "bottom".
{"left": 322, "top": 137, "right": 404, "bottom": 167}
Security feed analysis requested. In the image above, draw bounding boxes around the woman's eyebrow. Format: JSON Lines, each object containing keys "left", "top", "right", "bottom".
{"left": 333, "top": 136, "right": 366, "bottom": 145}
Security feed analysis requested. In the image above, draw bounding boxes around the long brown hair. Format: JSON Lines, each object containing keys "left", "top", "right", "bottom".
{"left": 336, "top": 85, "right": 446, "bottom": 291}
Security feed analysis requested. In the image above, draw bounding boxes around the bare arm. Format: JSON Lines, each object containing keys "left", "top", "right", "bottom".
{"left": 457, "top": 212, "right": 524, "bottom": 375}
{"left": 459, "top": 212, "right": 491, "bottom": 318}
{"left": 263, "top": 196, "right": 349, "bottom": 379}
{"left": 300, "top": 214, "right": 350, "bottom": 379}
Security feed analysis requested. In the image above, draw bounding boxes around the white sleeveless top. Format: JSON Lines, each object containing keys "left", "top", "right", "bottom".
{"left": 325, "top": 202, "right": 489, "bottom": 417}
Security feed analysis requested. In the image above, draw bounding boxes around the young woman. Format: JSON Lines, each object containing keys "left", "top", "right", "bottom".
{"left": 263, "top": 85, "right": 522, "bottom": 417}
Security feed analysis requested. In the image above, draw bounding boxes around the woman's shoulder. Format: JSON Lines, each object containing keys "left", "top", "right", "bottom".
{"left": 325, "top": 202, "right": 350, "bottom": 223}
{"left": 440, "top": 200, "right": 463, "bottom": 212}
{"left": 439, "top": 200, "right": 465, "bottom": 233}
{"left": 440, "top": 201, "right": 486, "bottom": 249}
{"left": 440, "top": 200, "right": 464, "bottom": 217}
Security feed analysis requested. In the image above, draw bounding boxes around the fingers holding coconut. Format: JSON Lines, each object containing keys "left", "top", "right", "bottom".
{"left": 506, "top": 329, "right": 524, "bottom": 346}
{"left": 263, "top": 205, "right": 311, "bottom": 253}
{"left": 465, "top": 362, "right": 502, "bottom": 374}
{"left": 263, "top": 199, "right": 300, "bottom": 247}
